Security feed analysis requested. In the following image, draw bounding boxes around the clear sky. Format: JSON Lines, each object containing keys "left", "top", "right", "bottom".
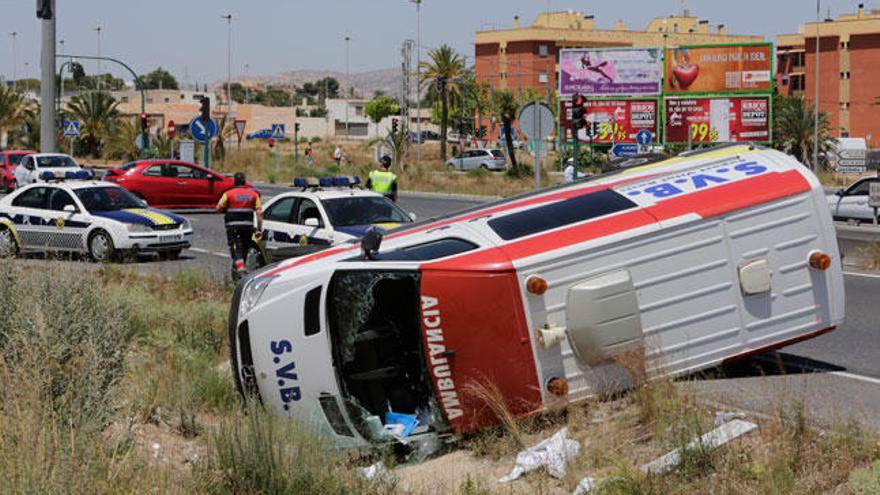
{"left": 0, "top": 0, "right": 871, "bottom": 85}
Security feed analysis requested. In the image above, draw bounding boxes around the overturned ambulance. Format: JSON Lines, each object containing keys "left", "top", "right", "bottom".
{"left": 229, "top": 144, "right": 844, "bottom": 450}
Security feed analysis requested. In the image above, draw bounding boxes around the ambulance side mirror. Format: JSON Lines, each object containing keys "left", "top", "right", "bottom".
{"left": 361, "top": 227, "right": 383, "bottom": 260}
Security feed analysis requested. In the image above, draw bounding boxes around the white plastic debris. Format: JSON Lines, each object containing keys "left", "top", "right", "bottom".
{"left": 714, "top": 411, "right": 748, "bottom": 427}
{"left": 151, "top": 442, "right": 162, "bottom": 459}
{"left": 572, "top": 476, "right": 599, "bottom": 495}
{"left": 641, "top": 419, "right": 758, "bottom": 475}
{"left": 499, "top": 427, "right": 581, "bottom": 483}
{"left": 359, "top": 461, "right": 388, "bottom": 480}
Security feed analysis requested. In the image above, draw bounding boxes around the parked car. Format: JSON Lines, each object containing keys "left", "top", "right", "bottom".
{"left": 0, "top": 149, "right": 37, "bottom": 192}
{"left": 13, "top": 153, "right": 87, "bottom": 187}
{"left": 446, "top": 149, "right": 507, "bottom": 171}
{"left": 103, "top": 160, "right": 253, "bottom": 209}
{"left": 246, "top": 128, "right": 288, "bottom": 140}
{"left": 827, "top": 176, "right": 880, "bottom": 223}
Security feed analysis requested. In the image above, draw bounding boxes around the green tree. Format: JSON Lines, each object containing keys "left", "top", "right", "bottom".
{"left": 491, "top": 89, "right": 522, "bottom": 174}
{"left": 140, "top": 67, "right": 179, "bottom": 90}
{"left": 773, "top": 95, "right": 833, "bottom": 170}
{"left": 104, "top": 117, "right": 141, "bottom": 161}
{"left": 365, "top": 95, "right": 399, "bottom": 136}
{"left": 420, "top": 45, "right": 465, "bottom": 160}
{"left": 0, "top": 85, "right": 27, "bottom": 147}
{"left": 66, "top": 91, "right": 120, "bottom": 157}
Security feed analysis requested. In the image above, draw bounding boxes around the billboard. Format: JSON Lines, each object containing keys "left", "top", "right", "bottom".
{"left": 560, "top": 99, "right": 659, "bottom": 143}
{"left": 665, "top": 43, "right": 772, "bottom": 94}
{"left": 559, "top": 48, "right": 662, "bottom": 96}
{"left": 665, "top": 97, "right": 770, "bottom": 144}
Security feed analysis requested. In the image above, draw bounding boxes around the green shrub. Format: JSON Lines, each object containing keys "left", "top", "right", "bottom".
{"left": 850, "top": 460, "right": 880, "bottom": 494}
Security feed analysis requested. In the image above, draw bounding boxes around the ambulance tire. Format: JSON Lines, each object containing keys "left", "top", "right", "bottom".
{"left": 0, "top": 226, "right": 18, "bottom": 257}
{"left": 88, "top": 230, "right": 116, "bottom": 263}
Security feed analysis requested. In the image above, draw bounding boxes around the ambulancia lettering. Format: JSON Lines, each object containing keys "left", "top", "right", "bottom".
{"left": 270, "top": 339, "right": 301, "bottom": 410}
{"left": 421, "top": 295, "right": 463, "bottom": 420}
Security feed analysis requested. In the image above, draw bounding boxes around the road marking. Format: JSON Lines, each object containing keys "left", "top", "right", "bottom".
{"left": 189, "top": 247, "right": 230, "bottom": 258}
{"left": 844, "top": 270, "right": 880, "bottom": 279}
{"left": 829, "top": 371, "right": 880, "bottom": 386}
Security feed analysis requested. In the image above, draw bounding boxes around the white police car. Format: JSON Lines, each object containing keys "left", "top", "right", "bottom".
{"left": 260, "top": 176, "right": 414, "bottom": 261}
{"left": 13, "top": 153, "right": 88, "bottom": 188}
{"left": 827, "top": 176, "right": 879, "bottom": 223}
{"left": 0, "top": 177, "right": 193, "bottom": 261}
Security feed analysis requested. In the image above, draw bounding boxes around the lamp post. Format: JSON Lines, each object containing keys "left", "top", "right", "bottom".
{"left": 410, "top": 0, "right": 422, "bottom": 167}
{"left": 813, "top": 0, "right": 820, "bottom": 172}
{"left": 345, "top": 35, "right": 350, "bottom": 138}
{"left": 222, "top": 14, "right": 232, "bottom": 116}
{"left": 93, "top": 25, "right": 102, "bottom": 90}
{"left": 244, "top": 63, "right": 250, "bottom": 104}
{"left": 9, "top": 32, "right": 17, "bottom": 89}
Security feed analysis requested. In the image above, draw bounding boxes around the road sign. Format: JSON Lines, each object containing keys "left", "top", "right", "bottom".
{"left": 234, "top": 119, "right": 247, "bottom": 142}
{"left": 636, "top": 129, "right": 653, "bottom": 146}
{"left": 837, "top": 166, "right": 867, "bottom": 174}
{"left": 167, "top": 120, "right": 176, "bottom": 139}
{"left": 517, "top": 102, "right": 555, "bottom": 141}
{"left": 179, "top": 139, "right": 195, "bottom": 164}
{"left": 271, "top": 123, "right": 285, "bottom": 139}
{"left": 611, "top": 143, "right": 639, "bottom": 158}
{"left": 870, "top": 182, "right": 880, "bottom": 209}
{"left": 189, "top": 116, "right": 218, "bottom": 142}
{"left": 63, "top": 120, "right": 81, "bottom": 138}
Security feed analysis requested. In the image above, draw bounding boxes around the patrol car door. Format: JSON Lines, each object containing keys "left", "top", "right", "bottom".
{"left": 838, "top": 178, "right": 874, "bottom": 220}
{"left": 45, "top": 187, "right": 89, "bottom": 251}
{"left": 289, "top": 198, "right": 334, "bottom": 255}
{"left": 8, "top": 186, "right": 52, "bottom": 250}
{"left": 261, "top": 195, "right": 298, "bottom": 257}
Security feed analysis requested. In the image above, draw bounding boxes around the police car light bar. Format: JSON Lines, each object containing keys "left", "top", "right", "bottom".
{"left": 39, "top": 169, "right": 93, "bottom": 182}
{"left": 292, "top": 175, "right": 362, "bottom": 189}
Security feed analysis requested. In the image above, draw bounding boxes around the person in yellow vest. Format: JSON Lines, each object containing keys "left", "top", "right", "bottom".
{"left": 366, "top": 155, "right": 398, "bottom": 202}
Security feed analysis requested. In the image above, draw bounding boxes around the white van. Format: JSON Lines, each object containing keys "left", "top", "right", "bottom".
{"left": 229, "top": 144, "right": 844, "bottom": 450}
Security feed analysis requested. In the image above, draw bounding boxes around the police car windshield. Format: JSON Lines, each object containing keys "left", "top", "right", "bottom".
{"left": 322, "top": 197, "right": 411, "bottom": 226}
{"left": 36, "top": 156, "right": 77, "bottom": 168}
{"left": 74, "top": 187, "right": 143, "bottom": 211}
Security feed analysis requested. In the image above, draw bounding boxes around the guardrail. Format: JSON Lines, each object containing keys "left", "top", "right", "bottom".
{"left": 836, "top": 223, "right": 880, "bottom": 243}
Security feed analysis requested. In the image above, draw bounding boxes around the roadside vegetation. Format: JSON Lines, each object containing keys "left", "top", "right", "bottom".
{"left": 0, "top": 259, "right": 877, "bottom": 494}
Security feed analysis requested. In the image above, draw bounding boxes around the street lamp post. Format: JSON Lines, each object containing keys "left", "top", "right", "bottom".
{"left": 410, "top": 0, "right": 422, "bottom": 167}
{"left": 93, "top": 25, "right": 102, "bottom": 90}
{"left": 223, "top": 14, "right": 232, "bottom": 116}
{"left": 813, "top": 0, "right": 820, "bottom": 172}
{"left": 9, "top": 32, "right": 17, "bottom": 90}
{"left": 345, "top": 35, "right": 351, "bottom": 138}
{"left": 244, "top": 63, "right": 250, "bottom": 104}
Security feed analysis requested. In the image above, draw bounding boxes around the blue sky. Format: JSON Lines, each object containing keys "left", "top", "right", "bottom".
{"left": 0, "top": 0, "right": 870, "bottom": 84}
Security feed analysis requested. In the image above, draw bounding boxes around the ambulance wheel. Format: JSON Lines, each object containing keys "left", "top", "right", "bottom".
{"left": 88, "top": 230, "right": 116, "bottom": 263}
{"left": 0, "top": 227, "right": 18, "bottom": 257}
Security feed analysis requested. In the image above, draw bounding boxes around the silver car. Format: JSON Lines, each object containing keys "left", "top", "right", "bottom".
{"left": 446, "top": 149, "right": 507, "bottom": 171}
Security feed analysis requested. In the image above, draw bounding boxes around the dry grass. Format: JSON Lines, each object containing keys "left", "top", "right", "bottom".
{"left": 857, "top": 242, "right": 880, "bottom": 271}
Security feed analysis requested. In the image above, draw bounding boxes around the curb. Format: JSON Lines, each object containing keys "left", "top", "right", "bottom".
{"left": 400, "top": 190, "right": 498, "bottom": 202}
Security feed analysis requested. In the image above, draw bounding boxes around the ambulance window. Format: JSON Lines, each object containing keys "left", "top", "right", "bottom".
{"left": 488, "top": 189, "right": 637, "bottom": 241}
{"left": 346, "top": 238, "right": 477, "bottom": 261}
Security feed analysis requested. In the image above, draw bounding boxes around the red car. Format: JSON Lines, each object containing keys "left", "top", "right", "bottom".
{"left": 0, "top": 150, "right": 37, "bottom": 192}
{"left": 104, "top": 160, "right": 252, "bottom": 209}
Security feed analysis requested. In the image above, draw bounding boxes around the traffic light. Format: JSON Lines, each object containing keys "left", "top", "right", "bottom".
{"left": 36, "top": 0, "right": 52, "bottom": 19}
{"left": 391, "top": 118, "right": 399, "bottom": 134}
{"left": 571, "top": 94, "right": 586, "bottom": 131}
{"left": 140, "top": 113, "right": 150, "bottom": 133}
{"left": 199, "top": 97, "right": 211, "bottom": 123}
{"left": 294, "top": 122, "right": 301, "bottom": 132}
{"left": 71, "top": 62, "right": 85, "bottom": 85}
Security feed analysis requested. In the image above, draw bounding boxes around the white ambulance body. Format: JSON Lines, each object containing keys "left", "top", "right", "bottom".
{"left": 229, "top": 144, "right": 844, "bottom": 449}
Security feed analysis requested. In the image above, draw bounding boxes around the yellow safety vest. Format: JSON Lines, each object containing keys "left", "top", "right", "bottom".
{"left": 369, "top": 170, "right": 397, "bottom": 194}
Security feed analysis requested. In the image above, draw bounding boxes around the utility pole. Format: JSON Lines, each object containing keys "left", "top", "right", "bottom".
{"left": 223, "top": 14, "right": 232, "bottom": 116}
{"left": 244, "top": 63, "right": 250, "bottom": 104}
{"left": 93, "top": 25, "right": 102, "bottom": 90}
{"left": 410, "top": 0, "right": 422, "bottom": 167}
{"left": 39, "top": 0, "right": 57, "bottom": 152}
{"left": 345, "top": 35, "right": 351, "bottom": 138}
{"left": 9, "top": 32, "right": 17, "bottom": 90}
{"left": 813, "top": 0, "right": 821, "bottom": 173}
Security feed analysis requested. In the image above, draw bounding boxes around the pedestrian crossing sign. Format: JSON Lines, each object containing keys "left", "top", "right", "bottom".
{"left": 271, "top": 123, "right": 285, "bottom": 139}
{"left": 63, "top": 120, "right": 81, "bottom": 138}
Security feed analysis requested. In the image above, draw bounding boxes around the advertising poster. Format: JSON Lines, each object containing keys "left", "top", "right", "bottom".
{"left": 665, "top": 97, "right": 770, "bottom": 143}
{"left": 560, "top": 99, "right": 659, "bottom": 143}
{"left": 559, "top": 48, "right": 662, "bottom": 96}
{"left": 665, "top": 44, "right": 772, "bottom": 94}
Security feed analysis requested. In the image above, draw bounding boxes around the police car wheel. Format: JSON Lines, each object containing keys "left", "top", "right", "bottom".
{"left": 0, "top": 228, "right": 18, "bottom": 257}
{"left": 88, "top": 230, "right": 116, "bottom": 263}
{"left": 166, "top": 249, "right": 182, "bottom": 260}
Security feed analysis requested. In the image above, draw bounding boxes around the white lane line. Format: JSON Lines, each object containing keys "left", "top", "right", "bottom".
{"left": 829, "top": 371, "right": 880, "bottom": 386}
{"left": 844, "top": 271, "right": 880, "bottom": 279}
{"left": 189, "top": 247, "right": 230, "bottom": 258}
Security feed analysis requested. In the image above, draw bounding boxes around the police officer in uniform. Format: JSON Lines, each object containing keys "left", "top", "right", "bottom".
{"left": 216, "top": 172, "right": 263, "bottom": 277}
{"left": 366, "top": 155, "right": 398, "bottom": 202}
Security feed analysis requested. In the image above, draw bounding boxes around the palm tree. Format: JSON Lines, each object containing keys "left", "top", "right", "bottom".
{"left": 104, "top": 117, "right": 141, "bottom": 161}
{"left": 420, "top": 45, "right": 465, "bottom": 161}
{"left": 66, "top": 91, "right": 120, "bottom": 157}
{"left": 773, "top": 95, "right": 833, "bottom": 170}
{"left": 491, "top": 89, "right": 522, "bottom": 175}
{"left": 0, "top": 85, "right": 26, "bottom": 147}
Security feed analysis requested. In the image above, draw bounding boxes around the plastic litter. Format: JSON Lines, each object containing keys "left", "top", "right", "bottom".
{"left": 359, "top": 461, "right": 388, "bottom": 480}
{"left": 641, "top": 419, "right": 757, "bottom": 475}
{"left": 498, "top": 427, "right": 581, "bottom": 483}
{"left": 572, "top": 476, "right": 599, "bottom": 495}
{"left": 714, "top": 411, "right": 748, "bottom": 427}
{"left": 384, "top": 411, "right": 419, "bottom": 439}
